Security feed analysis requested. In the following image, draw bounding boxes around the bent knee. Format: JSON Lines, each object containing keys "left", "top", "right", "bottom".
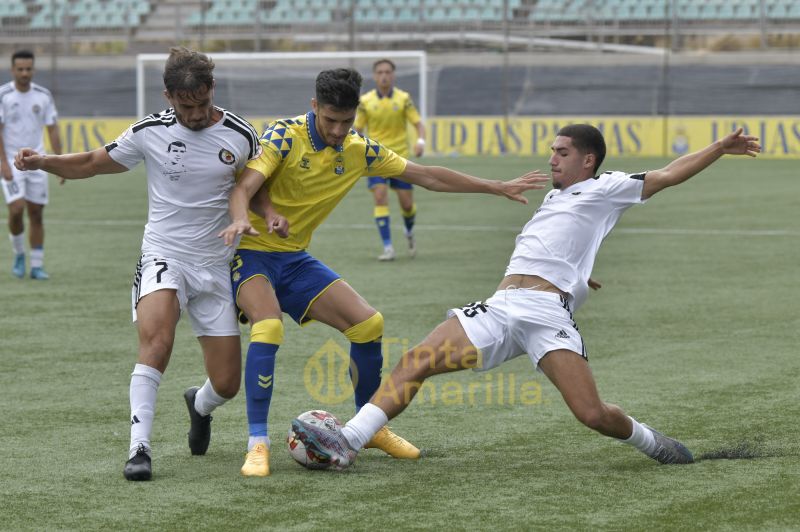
{"left": 212, "top": 376, "right": 240, "bottom": 399}
{"left": 251, "top": 318, "right": 284, "bottom": 345}
{"left": 344, "top": 311, "right": 384, "bottom": 343}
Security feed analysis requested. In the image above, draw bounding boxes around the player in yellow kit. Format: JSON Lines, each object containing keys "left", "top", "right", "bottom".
{"left": 220, "top": 68, "right": 548, "bottom": 477}
{"left": 355, "top": 59, "right": 426, "bottom": 261}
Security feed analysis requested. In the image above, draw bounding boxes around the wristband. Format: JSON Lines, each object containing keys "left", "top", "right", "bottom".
{"left": 416, "top": 138, "right": 426, "bottom": 146}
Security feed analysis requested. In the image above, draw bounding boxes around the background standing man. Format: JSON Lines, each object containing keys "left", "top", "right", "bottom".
{"left": 0, "top": 50, "right": 62, "bottom": 280}
{"left": 355, "top": 59, "right": 426, "bottom": 261}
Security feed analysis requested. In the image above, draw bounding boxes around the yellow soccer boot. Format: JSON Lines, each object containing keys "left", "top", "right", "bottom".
{"left": 241, "top": 443, "right": 270, "bottom": 477}
{"left": 364, "top": 426, "right": 420, "bottom": 459}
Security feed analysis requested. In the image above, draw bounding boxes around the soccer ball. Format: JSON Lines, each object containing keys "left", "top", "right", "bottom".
{"left": 287, "top": 410, "right": 343, "bottom": 469}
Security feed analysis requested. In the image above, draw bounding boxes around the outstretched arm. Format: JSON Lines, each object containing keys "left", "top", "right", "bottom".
{"left": 399, "top": 161, "right": 549, "bottom": 204}
{"left": 642, "top": 128, "right": 760, "bottom": 200}
{"left": 15, "top": 147, "right": 127, "bottom": 179}
{"left": 46, "top": 123, "right": 66, "bottom": 185}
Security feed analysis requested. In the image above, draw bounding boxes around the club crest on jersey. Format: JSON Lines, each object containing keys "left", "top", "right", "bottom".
{"left": 218, "top": 149, "right": 236, "bottom": 165}
{"left": 334, "top": 155, "right": 344, "bottom": 175}
{"left": 32, "top": 104, "right": 41, "bottom": 115}
{"left": 299, "top": 156, "right": 311, "bottom": 170}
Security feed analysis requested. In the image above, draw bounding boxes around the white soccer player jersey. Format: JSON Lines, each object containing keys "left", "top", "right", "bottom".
{"left": 505, "top": 171, "right": 647, "bottom": 311}
{"left": 0, "top": 81, "right": 58, "bottom": 155}
{"left": 106, "top": 107, "right": 260, "bottom": 266}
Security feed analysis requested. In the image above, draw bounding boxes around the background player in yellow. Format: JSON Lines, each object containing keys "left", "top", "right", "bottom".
{"left": 223, "top": 68, "right": 548, "bottom": 477}
{"left": 354, "top": 59, "right": 426, "bottom": 261}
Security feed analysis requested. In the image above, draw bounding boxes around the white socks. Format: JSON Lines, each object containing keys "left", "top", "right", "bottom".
{"left": 129, "top": 363, "right": 162, "bottom": 458}
{"left": 342, "top": 403, "right": 389, "bottom": 450}
{"left": 621, "top": 416, "right": 657, "bottom": 455}
{"left": 9, "top": 233, "right": 24, "bottom": 255}
{"left": 30, "top": 247, "right": 44, "bottom": 268}
{"left": 193, "top": 378, "right": 227, "bottom": 417}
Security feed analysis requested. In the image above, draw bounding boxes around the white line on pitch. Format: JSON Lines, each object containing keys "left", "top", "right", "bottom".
{"left": 48, "top": 219, "right": 800, "bottom": 237}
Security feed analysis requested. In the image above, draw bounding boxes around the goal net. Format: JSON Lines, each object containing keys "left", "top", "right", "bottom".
{"left": 136, "top": 51, "right": 427, "bottom": 132}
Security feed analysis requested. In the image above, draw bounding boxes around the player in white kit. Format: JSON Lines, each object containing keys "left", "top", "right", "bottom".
{"left": 0, "top": 50, "right": 62, "bottom": 279}
{"left": 15, "top": 48, "right": 263, "bottom": 481}
{"left": 292, "top": 124, "right": 761, "bottom": 469}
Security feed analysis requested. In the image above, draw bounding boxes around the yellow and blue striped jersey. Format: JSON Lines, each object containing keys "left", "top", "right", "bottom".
{"left": 241, "top": 111, "right": 408, "bottom": 252}
{"left": 354, "top": 88, "right": 421, "bottom": 158}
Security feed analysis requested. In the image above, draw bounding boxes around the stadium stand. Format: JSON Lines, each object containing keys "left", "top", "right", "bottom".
{"left": 12, "top": 0, "right": 151, "bottom": 30}
{"left": 1, "top": 0, "right": 798, "bottom": 33}
{"left": 0, "top": 0, "right": 799, "bottom": 48}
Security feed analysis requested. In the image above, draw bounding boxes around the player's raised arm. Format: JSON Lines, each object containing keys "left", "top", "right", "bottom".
{"left": 399, "top": 160, "right": 549, "bottom": 204}
{"left": 641, "top": 128, "right": 760, "bottom": 200}
{"left": 15, "top": 146, "right": 128, "bottom": 180}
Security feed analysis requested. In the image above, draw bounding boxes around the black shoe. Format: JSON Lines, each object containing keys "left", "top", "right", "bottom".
{"left": 124, "top": 444, "right": 152, "bottom": 481}
{"left": 184, "top": 386, "right": 212, "bottom": 455}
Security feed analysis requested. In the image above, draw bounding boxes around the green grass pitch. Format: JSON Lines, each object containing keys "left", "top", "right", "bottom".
{"left": 1, "top": 155, "right": 799, "bottom": 530}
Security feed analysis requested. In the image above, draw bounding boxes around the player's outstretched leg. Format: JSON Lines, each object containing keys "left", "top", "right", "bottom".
{"left": 184, "top": 386, "right": 212, "bottom": 455}
{"left": 123, "top": 443, "right": 152, "bottom": 481}
{"left": 290, "top": 417, "right": 358, "bottom": 470}
{"left": 539, "top": 349, "right": 694, "bottom": 465}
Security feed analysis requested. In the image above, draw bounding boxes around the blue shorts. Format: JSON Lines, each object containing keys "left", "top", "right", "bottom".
{"left": 231, "top": 249, "right": 341, "bottom": 325}
{"left": 367, "top": 176, "right": 413, "bottom": 190}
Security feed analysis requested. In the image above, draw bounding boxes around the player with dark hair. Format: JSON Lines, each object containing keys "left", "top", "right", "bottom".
{"left": 292, "top": 124, "right": 761, "bottom": 469}
{"left": 15, "top": 47, "right": 265, "bottom": 481}
{"left": 1, "top": 49, "right": 62, "bottom": 279}
{"left": 226, "top": 67, "right": 548, "bottom": 477}
{"left": 355, "top": 58, "right": 426, "bottom": 261}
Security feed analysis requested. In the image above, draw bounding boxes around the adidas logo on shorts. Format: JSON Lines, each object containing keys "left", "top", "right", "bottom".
{"left": 555, "top": 329, "right": 571, "bottom": 339}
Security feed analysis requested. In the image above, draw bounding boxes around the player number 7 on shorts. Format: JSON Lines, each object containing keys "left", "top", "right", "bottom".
{"left": 155, "top": 261, "right": 168, "bottom": 283}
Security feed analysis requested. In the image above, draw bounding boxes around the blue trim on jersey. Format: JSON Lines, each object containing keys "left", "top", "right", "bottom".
{"left": 377, "top": 88, "right": 394, "bottom": 99}
{"left": 232, "top": 249, "right": 341, "bottom": 324}
{"left": 367, "top": 176, "right": 413, "bottom": 190}
{"left": 306, "top": 111, "right": 343, "bottom": 153}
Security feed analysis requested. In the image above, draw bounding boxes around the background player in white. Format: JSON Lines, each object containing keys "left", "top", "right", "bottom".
{"left": 15, "top": 47, "right": 263, "bottom": 481}
{"left": 292, "top": 124, "right": 761, "bottom": 469}
{"left": 0, "top": 50, "right": 62, "bottom": 279}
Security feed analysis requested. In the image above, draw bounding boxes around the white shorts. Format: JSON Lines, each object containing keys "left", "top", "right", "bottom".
{"left": 448, "top": 289, "right": 587, "bottom": 372}
{"left": 2, "top": 158, "right": 49, "bottom": 205}
{"left": 131, "top": 253, "right": 239, "bottom": 337}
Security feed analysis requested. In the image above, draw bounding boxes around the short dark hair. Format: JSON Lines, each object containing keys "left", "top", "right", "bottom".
{"left": 11, "top": 50, "right": 34, "bottom": 66}
{"left": 373, "top": 59, "right": 395, "bottom": 72}
{"left": 163, "top": 47, "right": 214, "bottom": 96}
{"left": 167, "top": 141, "right": 187, "bottom": 152}
{"left": 556, "top": 124, "right": 606, "bottom": 173}
{"left": 315, "top": 68, "right": 362, "bottom": 111}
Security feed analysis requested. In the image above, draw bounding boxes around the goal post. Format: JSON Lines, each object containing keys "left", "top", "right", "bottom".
{"left": 136, "top": 51, "right": 428, "bottom": 126}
